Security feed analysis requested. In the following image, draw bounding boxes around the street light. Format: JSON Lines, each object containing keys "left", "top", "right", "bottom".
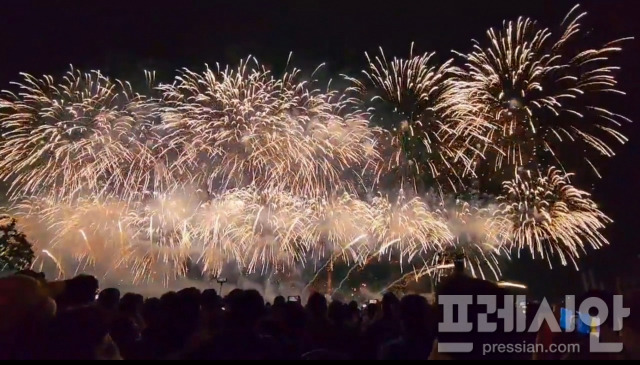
{"left": 216, "top": 277, "right": 227, "bottom": 294}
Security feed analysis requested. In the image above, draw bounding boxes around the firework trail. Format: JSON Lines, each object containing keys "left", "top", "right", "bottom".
{"left": 303, "top": 256, "right": 335, "bottom": 293}
{"left": 493, "top": 167, "right": 611, "bottom": 269}
{"left": 332, "top": 255, "right": 378, "bottom": 296}
{"left": 379, "top": 263, "right": 455, "bottom": 295}
{"left": 453, "top": 5, "right": 632, "bottom": 181}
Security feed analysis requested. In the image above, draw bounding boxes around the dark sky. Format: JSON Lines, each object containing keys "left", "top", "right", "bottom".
{"left": 1, "top": 0, "right": 638, "bottom": 291}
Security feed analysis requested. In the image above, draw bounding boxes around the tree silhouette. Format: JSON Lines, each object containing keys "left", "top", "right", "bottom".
{"left": 0, "top": 214, "right": 35, "bottom": 271}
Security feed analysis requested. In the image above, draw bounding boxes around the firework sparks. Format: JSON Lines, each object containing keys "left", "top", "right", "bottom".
{"left": 434, "top": 198, "right": 509, "bottom": 280}
{"left": 157, "top": 58, "right": 380, "bottom": 198}
{"left": 7, "top": 187, "right": 457, "bottom": 283}
{"left": 453, "top": 5, "right": 632, "bottom": 180}
{"left": 0, "top": 7, "right": 630, "bottom": 285}
{"left": 345, "top": 44, "right": 484, "bottom": 194}
{"left": 494, "top": 167, "right": 611, "bottom": 268}
{"left": 372, "top": 190, "right": 453, "bottom": 264}
{"left": 0, "top": 67, "right": 159, "bottom": 201}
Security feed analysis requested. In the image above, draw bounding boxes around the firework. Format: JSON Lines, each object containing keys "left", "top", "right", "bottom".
{"left": 433, "top": 198, "right": 509, "bottom": 280}
{"left": 0, "top": 5, "right": 630, "bottom": 285}
{"left": 494, "top": 167, "right": 611, "bottom": 268}
{"left": 157, "top": 58, "right": 380, "bottom": 198}
{"left": 7, "top": 187, "right": 461, "bottom": 283}
{"left": 371, "top": 190, "right": 453, "bottom": 264}
{"left": 213, "top": 188, "right": 311, "bottom": 274}
{"left": 8, "top": 188, "right": 305, "bottom": 282}
{"left": 375, "top": 198, "right": 509, "bottom": 290}
{"left": 346, "top": 44, "right": 484, "bottom": 194}
{"left": 0, "top": 60, "right": 382, "bottom": 202}
{"left": 0, "top": 67, "right": 159, "bottom": 201}
{"left": 307, "top": 193, "right": 377, "bottom": 263}
{"left": 453, "top": 5, "right": 632, "bottom": 181}
{"left": 10, "top": 195, "right": 138, "bottom": 279}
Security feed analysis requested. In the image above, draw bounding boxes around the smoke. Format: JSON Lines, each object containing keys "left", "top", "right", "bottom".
{"left": 3, "top": 183, "right": 509, "bottom": 300}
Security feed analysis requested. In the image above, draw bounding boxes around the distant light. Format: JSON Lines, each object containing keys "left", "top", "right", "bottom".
{"left": 508, "top": 98, "right": 523, "bottom": 110}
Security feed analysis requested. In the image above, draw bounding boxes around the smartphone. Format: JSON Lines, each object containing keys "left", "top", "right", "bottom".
{"left": 288, "top": 296, "right": 300, "bottom": 302}
{"left": 369, "top": 299, "right": 378, "bottom": 304}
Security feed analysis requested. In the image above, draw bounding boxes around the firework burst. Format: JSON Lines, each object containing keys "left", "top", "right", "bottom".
{"left": 307, "top": 193, "right": 377, "bottom": 263}
{"left": 494, "top": 167, "right": 611, "bottom": 268}
{"left": 0, "top": 67, "right": 158, "bottom": 201}
{"left": 372, "top": 190, "right": 453, "bottom": 264}
{"left": 6, "top": 187, "right": 461, "bottom": 283}
{"left": 432, "top": 198, "right": 509, "bottom": 280}
{"left": 453, "top": 5, "right": 632, "bottom": 182}
{"left": 0, "top": 6, "right": 631, "bottom": 284}
{"left": 346, "top": 44, "right": 483, "bottom": 194}
{"left": 157, "top": 57, "right": 380, "bottom": 198}
{"left": 10, "top": 195, "right": 137, "bottom": 280}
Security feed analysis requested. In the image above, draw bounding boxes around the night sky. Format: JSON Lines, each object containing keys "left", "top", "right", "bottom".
{"left": 1, "top": 0, "right": 638, "bottom": 296}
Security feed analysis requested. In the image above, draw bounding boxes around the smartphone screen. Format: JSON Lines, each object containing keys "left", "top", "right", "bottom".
{"left": 288, "top": 296, "right": 299, "bottom": 302}
{"left": 369, "top": 299, "right": 378, "bottom": 304}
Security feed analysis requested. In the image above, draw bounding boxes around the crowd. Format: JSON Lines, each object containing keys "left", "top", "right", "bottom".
{"left": 1, "top": 270, "right": 639, "bottom": 360}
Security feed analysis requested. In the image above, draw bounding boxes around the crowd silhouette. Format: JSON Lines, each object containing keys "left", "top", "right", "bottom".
{"left": 1, "top": 269, "right": 639, "bottom": 360}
